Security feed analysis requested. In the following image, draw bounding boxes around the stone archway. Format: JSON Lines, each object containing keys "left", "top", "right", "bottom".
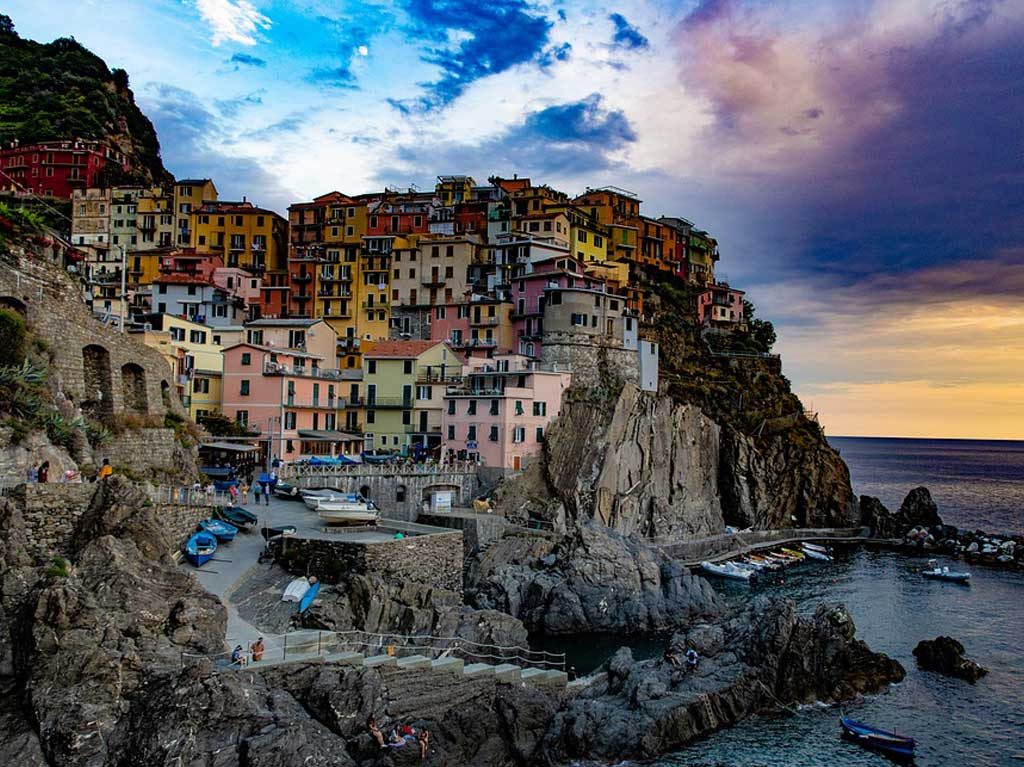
{"left": 121, "top": 362, "right": 148, "bottom": 414}
{"left": 0, "top": 296, "right": 27, "bottom": 316}
{"left": 82, "top": 344, "right": 113, "bottom": 423}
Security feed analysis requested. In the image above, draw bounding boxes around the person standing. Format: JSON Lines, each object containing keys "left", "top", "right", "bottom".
{"left": 97, "top": 458, "right": 113, "bottom": 480}
{"left": 26, "top": 464, "right": 38, "bottom": 484}
{"left": 262, "top": 481, "right": 271, "bottom": 505}
{"left": 37, "top": 461, "right": 49, "bottom": 484}
{"left": 239, "top": 481, "right": 249, "bottom": 505}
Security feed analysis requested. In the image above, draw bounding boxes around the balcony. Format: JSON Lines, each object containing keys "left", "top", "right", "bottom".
{"left": 405, "top": 425, "right": 442, "bottom": 434}
{"left": 293, "top": 272, "right": 313, "bottom": 283}
{"left": 421, "top": 274, "right": 446, "bottom": 287}
{"left": 364, "top": 397, "right": 413, "bottom": 409}
{"left": 449, "top": 337, "right": 497, "bottom": 349}
{"left": 263, "top": 362, "right": 347, "bottom": 380}
{"left": 416, "top": 371, "right": 462, "bottom": 384}
{"left": 361, "top": 300, "right": 389, "bottom": 309}
{"left": 470, "top": 315, "right": 500, "bottom": 327}
{"left": 338, "top": 337, "right": 361, "bottom": 350}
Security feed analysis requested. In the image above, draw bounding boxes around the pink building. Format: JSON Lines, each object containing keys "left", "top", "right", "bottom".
{"left": 442, "top": 354, "right": 571, "bottom": 471}
{"left": 697, "top": 282, "right": 746, "bottom": 328}
{"left": 213, "top": 267, "right": 261, "bottom": 308}
{"left": 430, "top": 297, "right": 516, "bottom": 358}
{"left": 221, "top": 343, "right": 361, "bottom": 464}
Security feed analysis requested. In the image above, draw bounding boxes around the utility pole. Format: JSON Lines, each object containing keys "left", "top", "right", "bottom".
{"left": 119, "top": 244, "right": 127, "bottom": 333}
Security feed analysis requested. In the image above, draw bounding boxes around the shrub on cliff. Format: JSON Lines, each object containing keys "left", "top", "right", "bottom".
{"left": 0, "top": 308, "right": 26, "bottom": 367}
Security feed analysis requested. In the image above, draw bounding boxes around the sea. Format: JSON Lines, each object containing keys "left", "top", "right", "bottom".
{"left": 551, "top": 438, "right": 1024, "bottom": 767}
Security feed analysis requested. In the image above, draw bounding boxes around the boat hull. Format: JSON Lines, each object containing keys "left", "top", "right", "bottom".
{"left": 923, "top": 570, "right": 971, "bottom": 583}
{"left": 701, "top": 562, "right": 754, "bottom": 581}
{"left": 185, "top": 532, "right": 218, "bottom": 568}
{"left": 199, "top": 519, "right": 238, "bottom": 542}
{"left": 318, "top": 509, "right": 380, "bottom": 525}
{"left": 840, "top": 717, "right": 915, "bottom": 759}
{"left": 299, "top": 581, "right": 321, "bottom": 613}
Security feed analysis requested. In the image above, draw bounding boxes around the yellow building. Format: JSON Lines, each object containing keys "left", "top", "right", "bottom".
{"left": 135, "top": 185, "right": 175, "bottom": 250}
{"left": 173, "top": 179, "right": 218, "bottom": 246}
{"left": 435, "top": 175, "right": 476, "bottom": 206}
{"left": 191, "top": 201, "right": 288, "bottom": 273}
{"left": 362, "top": 339, "right": 460, "bottom": 455}
{"left": 134, "top": 313, "right": 224, "bottom": 421}
{"left": 357, "top": 239, "right": 392, "bottom": 343}
{"left": 125, "top": 248, "right": 168, "bottom": 287}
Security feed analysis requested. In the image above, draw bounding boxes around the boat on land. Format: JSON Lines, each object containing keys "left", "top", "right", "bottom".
{"left": 840, "top": 716, "right": 916, "bottom": 760}
{"left": 701, "top": 561, "right": 755, "bottom": 581}
{"left": 299, "top": 580, "right": 321, "bottom": 613}
{"left": 198, "top": 518, "right": 238, "bottom": 542}
{"left": 273, "top": 481, "right": 301, "bottom": 498}
{"left": 220, "top": 507, "right": 258, "bottom": 528}
{"left": 301, "top": 488, "right": 347, "bottom": 509}
{"left": 922, "top": 560, "right": 971, "bottom": 583}
{"left": 314, "top": 494, "right": 380, "bottom": 525}
{"left": 185, "top": 531, "right": 217, "bottom": 567}
{"left": 801, "top": 544, "right": 833, "bottom": 562}
{"left": 260, "top": 525, "right": 297, "bottom": 541}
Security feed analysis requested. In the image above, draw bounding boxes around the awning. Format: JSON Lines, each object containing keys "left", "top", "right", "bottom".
{"left": 200, "top": 441, "right": 259, "bottom": 452}
{"left": 297, "top": 430, "right": 364, "bottom": 442}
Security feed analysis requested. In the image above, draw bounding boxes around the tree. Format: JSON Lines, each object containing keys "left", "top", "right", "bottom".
{"left": 743, "top": 299, "right": 777, "bottom": 353}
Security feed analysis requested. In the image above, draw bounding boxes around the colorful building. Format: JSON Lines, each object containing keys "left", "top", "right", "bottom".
{"left": 442, "top": 354, "right": 571, "bottom": 471}
{"left": 0, "top": 139, "right": 129, "bottom": 199}
{"left": 191, "top": 200, "right": 288, "bottom": 274}
{"left": 174, "top": 179, "right": 217, "bottom": 246}
{"left": 698, "top": 282, "right": 745, "bottom": 328}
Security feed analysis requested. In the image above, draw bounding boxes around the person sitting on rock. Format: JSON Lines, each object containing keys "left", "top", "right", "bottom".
{"left": 686, "top": 648, "right": 700, "bottom": 671}
{"left": 664, "top": 647, "right": 683, "bottom": 667}
{"left": 230, "top": 645, "right": 247, "bottom": 668}
{"left": 250, "top": 637, "right": 265, "bottom": 663}
{"left": 417, "top": 727, "right": 430, "bottom": 760}
{"left": 97, "top": 458, "right": 112, "bottom": 480}
{"left": 367, "top": 716, "right": 385, "bottom": 748}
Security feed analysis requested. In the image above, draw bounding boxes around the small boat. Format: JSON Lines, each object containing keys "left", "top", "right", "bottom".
{"left": 701, "top": 561, "right": 755, "bottom": 581}
{"left": 803, "top": 542, "right": 829, "bottom": 554}
{"left": 922, "top": 565, "right": 971, "bottom": 583}
{"left": 314, "top": 494, "right": 379, "bottom": 525}
{"left": 801, "top": 545, "right": 833, "bottom": 562}
{"left": 220, "top": 507, "right": 258, "bottom": 528}
{"left": 840, "top": 716, "right": 915, "bottom": 760}
{"left": 767, "top": 551, "right": 799, "bottom": 565}
{"left": 746, "top": 555, "right": 782, "bottom": 571}
{"left": 260, "top": 525, "right": 297, "bottom": 541}
{"left": 199, "top": 518, "right": 239, "bottom": 542}
{"left": 734, "top": 558, "right": 767, "bottom": 572}
{"left": 780, "top": 547, "right": 806, "bottom": 560}
{"left": 299, "top": 580, "right": 321, "bottom": 613}
{"left": 185, "top": 531, "right": 217, "bottom": 567}
{"left": 273, "top": 481, "right": 301, "bottom": 498}
{"left": 282, "top": 576, "right": 312, "bottom": 603}
{"left": 301, "top": 488, "right": 347, "bottom": 509}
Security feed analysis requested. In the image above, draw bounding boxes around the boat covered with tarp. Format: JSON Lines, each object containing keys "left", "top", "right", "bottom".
{"left": 199, "top": 518, "right": 239, "bottom": 542}
{"left": 220, "top": 507, "right": 258, "bottom": 528}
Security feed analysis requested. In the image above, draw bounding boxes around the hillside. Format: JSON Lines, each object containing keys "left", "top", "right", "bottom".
{"left": 0, "top": 14, "right": 170, "bottom": 185}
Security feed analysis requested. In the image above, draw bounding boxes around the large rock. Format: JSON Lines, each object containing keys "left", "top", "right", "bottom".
{"left": 861, "top": 487, "right": 943, "bottom": 539}
{"left": 544, "top": 598, "right": 904, "bottom": 762}
{"left": 913, "top": 636, "right": 987, "bottom": 683}
{"left": 471, "top": 522, "right": 722, "bottom": 634}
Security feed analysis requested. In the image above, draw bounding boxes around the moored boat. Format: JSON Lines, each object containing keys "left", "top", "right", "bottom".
{"left": 185, "top": 531, "right": 217, "bottom": 567}
{"left": 314, "top": 493, "right": 379, "bottom": 525}
{"left": 780, "top": 547, "right": 806, "bottom": 560}
{"left": 801, "top": 544, "right": 833, "bottom": 562}
{"left": 199, "top": 518, "right": 239, "bottom": 542}
{"left": 747, "top": 555, "right": 782, "bottom": 570}
{"left": 803, "top": 542, "right": 829, "bottom": 553}
{"left": 220, "top": 507, "right": 258, "bottom": 528}
{"left": 260, "top": 525, "right": 297, "bottom": 541}
{"left": 701, "top": 561, "right": 755, "bottom": 581}
{"left": 922, "top": 563, "right": 971, "bottom": 583}
{"left": 840, "top": 716, "right": 916, "bottom": 760}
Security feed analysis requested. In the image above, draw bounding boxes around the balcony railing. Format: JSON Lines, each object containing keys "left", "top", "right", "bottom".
{"left": 470, "top": 315, "right": 500, "bottom": 326}
{"left": 263, "top": 363, "right": 348, "bottom": 380}
{"left": 364, "top": 397, "right": 413, "bottom": 409}
{"left": 449, "top": 338, "right": 497, "bottom": 348}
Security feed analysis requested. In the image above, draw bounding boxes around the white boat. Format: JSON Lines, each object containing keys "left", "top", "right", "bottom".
{"left": 801, "top": 544, "right": 833, "bottom": 561}
{"left": 302, "top": 488, "right": 349, "bottom": 510}
{"left": 922, "top": 561, "right": 970, "bottom": 583}
{"left": 315, "top": 494, "right": 379, "bottom": 525}
{"left": 701, "top": 561, "right": 755, "bottom": 581}
{"left": 802, "top": 542, "right": 829, "bottom": 554}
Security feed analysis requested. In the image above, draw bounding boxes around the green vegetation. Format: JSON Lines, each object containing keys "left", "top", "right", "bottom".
{"left": 45, "top": 556, "right": 70, "bottom": 579}
{"left": 0, "top": 15, "right": 168, "bottom": 183}
{"left": 198, "top": 411, "right": 257, "bottom": 437}
{"left": 0, "top": 307, "right": 26, "bottom": 367}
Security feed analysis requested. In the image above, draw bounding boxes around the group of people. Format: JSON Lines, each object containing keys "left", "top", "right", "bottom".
{"left": 229, "top": 637, "right": 266, "bottom": 667}
{"left": 368, "top": 717, "right": 430, "bottom": 760}
{"left": 665, "top": 646, "right": 700, "bottom": 672}
{"left": 26, "top": 458, "right": 112, "bottom": 484}
{"left": 250, "top": 471, "right": 277, "bottom": 505}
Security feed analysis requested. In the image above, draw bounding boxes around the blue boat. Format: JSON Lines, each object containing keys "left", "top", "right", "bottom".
{"left": 299, "top": 580, "right": 321, "bottom": 613}
{"left": 840, "top": 716, "right": 916, "bottom": 760}
{"left": 220, "top": 507, "right": 258, "bottom": 528}
{"left": 199, "top": 518, "right": 239, "bottom": 542}
{"left": 185, "top": 531, "right": 218, "bottom": 567}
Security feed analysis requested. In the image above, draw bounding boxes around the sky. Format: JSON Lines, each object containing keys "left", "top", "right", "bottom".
{"left": 9, "top": 0, "right": 1024, "bottom": 440}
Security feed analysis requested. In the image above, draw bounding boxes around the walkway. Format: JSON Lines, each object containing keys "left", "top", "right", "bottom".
{"left": 652, "top": 526, "right": 875, "bottom": 566}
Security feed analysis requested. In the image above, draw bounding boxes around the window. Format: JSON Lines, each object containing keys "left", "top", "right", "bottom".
{"left": 417, "top": 385, "right": 432, "bottom": 400}
{"left": 467, "top": 400, "right": 477, "bottom": 415}
{"left": 241, "top": 352, "right": 251, "bottom": 366}
{"left": 403, "top": 360, "right": 413, "bottom": 375}
{"left": 570, "top": 313, "right": 586, "bottom": 326}
{"left": 401, "top": 410, "right": 411, "bottom": 425}
{"left": 533, "top": 401, "right": 547, "bottom": 416}
{"left": 235, "top": 410, "right": 248, "bottom": 425}
{"left": 512, "top": 426, "right": 525, "bottom": 443}
{"left": 284, "top": 411, "right": 296, "bottom": 429}
{"left": 447, "top": 400, "right": 455, "bottom": 414}
{"left": 368, "top": 360, "right": 377, "bottom": 374}
{"left": 447, "top": 424, "right": 455, "bottom": 439}
{"left": 169, "top": 326, "right": 185, "bottom": 341}
{"left": 396, "top": 485, "right": 407, "bottom": 502}
{"left": 536, "top": 426, "right": 545, "bottom": 442}
{"left": 489, "top": 399, "right": 499, "bottom": 416}
{"left": 239, "top": 380, "right": 250, "bottom": 396}
{"left": 445, "top": 266, "right": 453, "bottom": 278}
{"left": 189, "top": 329, "right": 207, "bottom": 344}
{"left": 467, "top": 425, "right": 477, "bottom": 441}
{"left": 366, "top": 410, "right": 376, "bottom": 424}
{"left": 192, "top": 378, "right": 210, "bottom": 394}
{"left": 515, "top": 400, "right": 524, "bottom": 416}
{"left": 579, "top": 230, "right": 588, "bottom": 243}
{"left": 489, "top": 425, "right": 499, "bottom": 442}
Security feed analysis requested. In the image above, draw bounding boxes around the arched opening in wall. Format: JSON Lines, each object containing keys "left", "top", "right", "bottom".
{"left": 121, "top": 363, "right": 148, "bottom": 414}
{"left": 359, "top": 484, "right": 371, "bottom": 500}
{"left": 396, "top": 484, "right": 407, "bottom": 503}
{"left": 0, "top": 296, "right": 28, "bottom": 316}
{"left": 160, "top": 380, "right": 171, "bottom": 408}
{"left": 82, "top": 344, "right": 114, "bottom": 423}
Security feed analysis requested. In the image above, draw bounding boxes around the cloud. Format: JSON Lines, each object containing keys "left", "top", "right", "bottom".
{"left": 306, "top": 65, "right": 358, "bottom": 90}
{"left": 193, "top": 0, "right": 271, "bottom": 46}
{"left": 379, "top": 93, "right": 637, "bottom": 184}
{"left": 608, "top": 12, "right": 649, "bottom": 50}
{"left": 396, "top": 0, "right": 553, "bottom": 110}
{"left": 246, "top": 112, "right": 311, "bottom": 140}
{"left": 139, "top": 83, "right": 295, "bottom": 213}
{"left": 214, "top": 89, "right": 264, "bottom": 116}
{"left": 538, "top": 42, "right": 572, "bottom": 69}
{"left": 227, "top": 52, "right": 266, "bottom": 67}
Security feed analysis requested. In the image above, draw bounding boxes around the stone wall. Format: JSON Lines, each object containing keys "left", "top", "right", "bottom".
{"left": 100, "top": 428, "right": 195, "bottom": 479}
{"left": 5, "top": 482, "right": 216, "bottom": 564}
{"left": 272, "top": 529, "right": 463, "bottom": 594}
{"left": 540, "top": 336, "right": 641, "bottom": 390}
{"left": 418, "top": 511, "right": 512, "bottom": 556}
{"left": 0, "top": 249, "right": 184, "bottom": 422}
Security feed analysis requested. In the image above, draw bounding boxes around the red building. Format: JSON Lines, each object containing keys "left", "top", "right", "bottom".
{"left": 0, "top": 139, "right": 129, "bottom": 199}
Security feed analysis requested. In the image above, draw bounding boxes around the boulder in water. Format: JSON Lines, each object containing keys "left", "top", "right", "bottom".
{"left": 913, "top": 636, "right": 988, "bottom": 683}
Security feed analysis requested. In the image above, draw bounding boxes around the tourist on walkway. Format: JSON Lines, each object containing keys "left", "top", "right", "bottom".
{"left": 230, "top": 645, "right": 247, "bottom": 668}
{"left": 250, "top": 637, "right": 265, "bottom": 663}
{"left": 97, "top": 458, "right": 112, "bottom": 480}
{"left": 239, "top": 481, "right": 249, "bottom": 505}
{"left": 263, "top": 482, "right": 271, "bottom": 504}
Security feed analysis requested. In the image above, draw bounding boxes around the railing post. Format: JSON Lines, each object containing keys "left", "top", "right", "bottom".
{"left": 317, "top": 631, "right": 322, "bottom": 656}
{"left": 283, "top": 634, "right": 288, "bottom": 660}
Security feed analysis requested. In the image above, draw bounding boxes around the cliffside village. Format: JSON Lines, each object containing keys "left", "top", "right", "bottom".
{"left": 2, "top": 139, "right": 748, "bottom": 472}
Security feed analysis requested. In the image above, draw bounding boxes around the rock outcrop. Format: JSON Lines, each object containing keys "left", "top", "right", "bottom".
{"left": 861, "top": 487, "right": 943, "bottom": 539}
{"left": 544, "top": 598, "right": 905, "bottom": 762}
{"left": 470, "top": 522, "right": 722, "bottom": 634}
{"left": 913, "top": 636, "right": 988, "bottom": 683}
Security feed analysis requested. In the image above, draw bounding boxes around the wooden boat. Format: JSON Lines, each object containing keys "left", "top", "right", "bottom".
{"left": 199, "top": 518, "right": 238, "bottom": 542}
{"left": 220, "top": 507, "right": 258, "bottom": 528}
{"left": 185, "top": 531, "right": 217, "bottom": 567}
{"left": 767, "top": 551, "right": 799, "bottom": 565}
{"left": 701, "top": 561, "right": 755, "bottom": 581}
{"left": 840, "top": 716, "right": 915, "bottom": 760}
{"left": 922, "top": 565, "right": 971, "bottom": 583}
{"left": 314, "top": 494, "right": 379, "bottom": 525}
{"left": 780, "top": 547, "right": 806, "bottom": 560}
{"left": 260, "top": 525, "right": 297, "bottom": 541}
{"left": 801, "top": 544, "right": 833, "bottom": 562}
{"left": 299, "top": 580, "right": 321, "bottom": 613}
{"left": 746, "top": 555, "right": 782, "bottom": 571}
